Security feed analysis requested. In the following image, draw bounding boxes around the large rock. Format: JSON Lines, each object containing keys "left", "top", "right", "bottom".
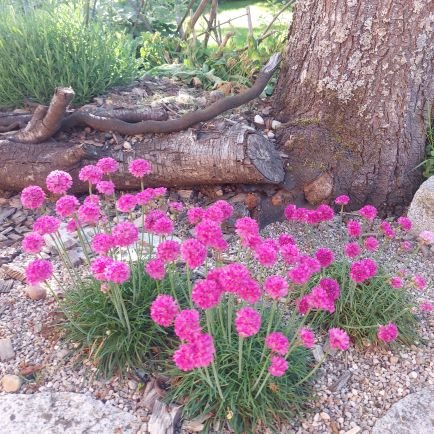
{"left": 0, "top": 392, "right": 142, "bottom": 433}
{"left": 372, "top": 387, "right": 434, "bottom": 434}
{"left": 408, "top": 176, "right": 434, "bottom": 236}
{"left": 0, "top": 337, "right": 15, "bottom": 361}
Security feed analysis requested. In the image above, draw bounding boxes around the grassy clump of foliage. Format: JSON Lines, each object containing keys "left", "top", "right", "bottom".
{"left": 0, "top": 4, "right": 138, "bottom": 108}
{"left": 166, "top": 304, "right": 313, "bottom": 433}
{"left": 61, "top": 263, "right": 186, "bottom": 377}
{"left": 306, "top": 261, "right": 418, "bottom": 346}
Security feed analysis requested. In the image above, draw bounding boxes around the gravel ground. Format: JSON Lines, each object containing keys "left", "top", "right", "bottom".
{"left": 1, "top": 209, "right": 433, "bottom": 434}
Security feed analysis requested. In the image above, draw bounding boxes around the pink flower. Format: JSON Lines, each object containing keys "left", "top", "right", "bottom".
{"left": 194, "top": 219, "right": 224, "bottom": 249}
{"left": 299, "top": 327, "right": 315, "bottom": 348}
{"left": 364, "top": 236, "right": 379, "bottom": 251}
{"left": 169, "top": 201, "right": 184, "bottom": 213}
{"left": 22, "top": 232, "right": 45, "bottom": 254}
{"left": 136, "top": 188, "right": 155, "bottom": 205}
{"left": 66, "top": 219, "right": 77, "bottom": 233}
{"left": 235, "top": 307, "right": 261, "bottom": 338}
{"left": 397, "top": 216, "right": 412, "bottom": 232}
{"left": 150, "top": 295, "right": 178, "bottom": 327}
{"left": 192, "top": 279, "right": 222, "bottom": 309}
{"left": 380, "top": 221, "right": 395, "bottom": 239}
{"left": 347, "top": 220, "right": 362, "bottom": 238}
{"left": 128, "top": 159, "right": 152, "bottom": 177}
{"left": 104, "top": 260, "right": 130, "bottom": 284}
{"left": 308, "top": 285, "right": 335, "bottom": 313}
{"left": 145, "top": 210, "right": 174, "bottom": 236}
{"left": 377, "top": 323, "right": 398, "bottom": 343}
{"left": 96, "top": 180, "right": 115, "bottom": 196}
{"left": 413, "top": 275, "right": 427, "bottom": 291}
{"left": 278, "top": 234, "right": 296, "bottom": 246}
{"left": 268, "top": 356, "right": 288, "bottom": 377}
{"left": 237, "top": 278, "right": 261, "bottom": 304}
{"left": 78, "top": 203, "right": 100, "bottom": 225}
{"left": 328, "top": 328, "right": 350, "bottom": 350}
{"left": 265, "top": 332, "right": 289, "bottom": 355}
{"left": 84, "top": 194, "right": 100, "bottom": 205}
{"left": 335, "top": 195, "right": 350, "bottom": 205}
{"left": 315, "top": 248, "right": 334, "bottom": 268}
{"left": 145, "top": 258, "right": 166, "bottom": 280}
{"left": 97, "top": 157, "right": 119, "bottom": 174}
{"left": 91, "top": 233, "right": 114, "bottom": 254}
{"left": 91, "top": 256, "right": 113, "bottom": 280}
{"left": 294, "top": 207, "right": 309, "bottom": 222}
{"left": 280, "top": 243, "right": 299, "bottom": 265}
{"left": 213, "top": 200, "right": 233, "bottom": 219}
{"left": 33, "top": 216, "right": 60, "bottom": 235}
{"left": 46, "top": 170, "right": 72, "bottom": 194}
{"left": 299, "top": 255, "right": 321, "bottom": 274}
{"left": 25, "top": 259, "right": 53, "bottom": 285}
{"left": 235, "top": 217, "right": 259, "bottom": 239}
{"left": 344, "top": 242, "right": 361, "bottom": 258}
{"left": 296, "top": 296, "right": 311, "bottom": 314}
{"left": 418, "top": 230, "right": 434, "bottom": 245}
{"left": 55, "top": 195, "right": 79, "bottom": 217}
{"left": 157, "top": 240, "right": 180, "bottom": 263}
{"left": 319, "top": 278, "right": 340, "bottom": 301}
{"left": 284, "top": 204, "right": 297, "bottom": 220}
{"left": 79, "top": 165, "right": 103, "bottom": 184}
{"left": 350, "top": 258, "right": 377, "bottom": 283}
{"left": 420, "top": 301, "right": 433, "bottom": 312}
{"left": 181, "top": 239, "right": 207, "bottom": 269}
{"left": 305, "top": 210, "right": 321, "bottom": 225}
{"left": 174, "top": 309, "right": 202, "bottom": 342}
{"left": 173, "top": 333, "right": 215, "bottom": 371}
{"left": 359, "top": 205, "right": 377, "bottom": 221}
{"left": 187, "top": 207, "right": 204, "bottom": 225}
{"left": 204, "top": 205, "right": 224, "bottom": 223}
{"left": 288, "top": 265, "right": 312, "bottom": 285}
{"left": 264, "top": 275, "right": 288, "bottom": 299}
{"left": 390, "top": 276, "right": 404, "bottom": 289}
{"left": 316, "top": 204, "right": 335, "bottom": 222}
{"left": 21, "top": 186, "right": 46, "bottom": 209}
{"left": 400, "top": 241, "right": 413, "bottom": 251}
{"left": 216, "top": 263, "right": 250, "bottom": 293}
{"left": 152, "top": 187, "right": 167, "bottom": 198}
{"left": 112, "top": 221, "right": 139, "bottom": 247}
{"left": 116, "top": 194, "right": 137, "bottom": 213}
{"left": 254, "top": 239, "right": 278, "bottom": 267}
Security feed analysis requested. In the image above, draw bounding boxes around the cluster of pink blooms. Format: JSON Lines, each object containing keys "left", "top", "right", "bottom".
{"left": 349, "top": 258, "right": 378, "bottom": 283}
{"left": 90, "top": 256, "right": 130, "bottom": 284}
{"left": 328, "top": 328, "right": 350, "bottom": 350}
{"left": 377, "top": 322, "right": 398, "bottom": 343}
{"left": 284, "top": 204, "right": 334, "bottom": 225}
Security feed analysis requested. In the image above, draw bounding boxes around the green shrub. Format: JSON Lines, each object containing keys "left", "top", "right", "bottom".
{"left": 304, "top": 261, "right": 418, "bottom": 346}
{"left": 0, "top": 4, "right": 138, "bottom": 108}
{"left": 165, "top": 303, "right": 313, "bottom": 433}
{"left": 61, "top": 263, "right": 187, "bottom": 377}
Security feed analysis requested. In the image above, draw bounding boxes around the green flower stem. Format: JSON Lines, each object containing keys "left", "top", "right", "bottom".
{"left": 49, "top": 234, "right": 77, "bottom": 284}
{"left": 252, "top": 353, "right": 271, "bottom": 390}
{"left": 227, "top": 294, "right": 234, "bottom": 345}
{"left": 253, "top": 372, "right": 270, "bottom": 399}
{"left": 238, "top": 336, "right": 244, "bottom": 378}
{"left": 205, "top": 310, "right": 224, "bottom": 400}
{"left": 260, "top": 300, "right": 277, "bottom": 362}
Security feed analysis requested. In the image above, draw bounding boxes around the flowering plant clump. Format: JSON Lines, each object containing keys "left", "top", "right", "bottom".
{"left": 20, "top": 162, "right": 428, "bottom": 431}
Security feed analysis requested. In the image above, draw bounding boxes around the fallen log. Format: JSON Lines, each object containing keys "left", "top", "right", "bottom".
{"left": 0, "top": 124, "right": 284, "bottom": 192}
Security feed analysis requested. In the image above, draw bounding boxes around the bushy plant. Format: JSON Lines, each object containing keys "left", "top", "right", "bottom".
{"left": 19, "top": 165, "right": 429, "bottom": 432}
{"left": 0, "top": 4, "right": 138, "bottom": 108}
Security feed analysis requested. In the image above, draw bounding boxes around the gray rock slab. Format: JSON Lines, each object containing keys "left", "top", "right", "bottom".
{"left": 0, "top": 337, "right": 15, "bottom": 361}
{"left": 372, "top": 387, "right": 434, "bottom": 434}
{"left": 408, "top": 176, "right": 434, "bottom": 236}
{"left": 0, "top": 392, "right": 142, "bottom": 434}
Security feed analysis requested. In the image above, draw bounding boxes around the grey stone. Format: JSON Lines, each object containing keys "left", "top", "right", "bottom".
{"left": 408, "top": 176, "right": 434, "bottom": 236}
{"left": 0, "top": 392, "right": 141, "bottom": 433}
{"left": 372, "top": 387, "right": 434, "bottom": 434}
{"left": 0, "top": 338, "right": 15, "bottom": 361}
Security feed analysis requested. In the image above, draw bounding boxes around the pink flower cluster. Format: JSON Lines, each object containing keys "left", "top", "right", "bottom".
{"left": 21, "top": 186, "right": 46, "bottom": 209}
{"left": 264, "top": 275, "right": 288, "bottom": 299}
{"left": 284, "top": 204, "right": 334, "bottom": 225}
{"left": 268, "top": 356, "right": 288, "bottom": 377}
{"left": 173, "top": 333, "right": 215, "bottom": 371}
{"left": 145, "top": 258, "right": 165, "bottom": 280}
{"left": 235, "top": 307, "right": 261, "bottom": 338}
{"left": 97, "top": 157, "right": 119, "bottom": 173}
{"left": 299, "top": 327, "right": 315, "bottom": 348}
{"left": 33, "top": 216, "right": 60, "bottom": 235}
{"left": 46, "top": 170, "right": 73, "bottom": 194}
{"left": 79, "top": 165, "right": 103, "bottom": 185}
{"left": 265, "top": 332, "right": 289, "bottom": 355}
{"left": 129, "top": 159, "right": 152, "bottom": 178}
{"left": 377, "top": 322, "right": 398, "bottom": 343}
{"left": 359, "top": 205, "right": 377, "bottom": 221}
{"left": 112, "top": 221, "right": 138, "bottom": 247}
{"left": 180, "top": 239, "right": 207, "bottom": 269}
{"left": 55, "top": 195, "right": 79, "bottom": 217}
{"left": 116, "top": 194, "right": 137, "bottom": 213}
{"left": 25, "top": 259, "right": 53, "bottom": 285}
{"left": 90, "top": 257, "right": 130, "bottom": 284}
{"left": 328, "top": 328, "right": 350, "bottom": 350}
{"left": 350, "top": 258, "right": 378, "bottom": 283}
{"left": 150, "top": 295, "right": 179, "bottom": 327}
{"left": 335, "top": 195, "right": 350, "bottom": 205}
{"left": 144, "top": 210, "right": 173, "bottom": 235}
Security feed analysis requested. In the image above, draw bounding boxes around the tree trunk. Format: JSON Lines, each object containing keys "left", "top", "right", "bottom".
{"left": 0, "top": 124, "right": 284, "bottom": 192}
{"left": 273, "top": 0, "right": 433, "bottom": 213}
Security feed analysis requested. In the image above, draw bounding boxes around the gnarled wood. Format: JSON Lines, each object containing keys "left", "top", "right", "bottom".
{"left": 0, "top": 124, "right": 284, "bottom": 192}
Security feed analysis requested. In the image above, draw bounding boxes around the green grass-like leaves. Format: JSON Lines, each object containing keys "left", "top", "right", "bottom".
{"left": 307, "top": 261, "right": 418, "bottom": 346}
{"left": 0, "top": 4, "right": 138, "bottom": 108}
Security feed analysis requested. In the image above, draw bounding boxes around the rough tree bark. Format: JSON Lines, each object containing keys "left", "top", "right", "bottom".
{"left": 273, "top": 0, "right": 433, "bottom": 213}
{"left": 0, "top": 124, "right": 284, "bottom": 192}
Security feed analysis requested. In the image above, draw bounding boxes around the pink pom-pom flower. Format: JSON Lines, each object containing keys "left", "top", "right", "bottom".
{"left": 116, "top": 194, "right": 137, "bottom": 213}
{"left": 397, "top": 216, "right": 412, "bottom": 232}
{"left": 78, "top": 203, "right": 100, "bottom": 225}
{"left": 91, "top": 256, "right": 113, "bottom": 281}
{"left": 235, "top": 307, "right": 261, "bottom": 338}
{"left": 157, "top": 240, "right": 180, "bottom": 263}
{"left": 299, "top": 327, "right": 315, "bottom": 348}
{"left": 174, "top": 309, "right": 202, "bottom": 342}
{"left": 359, "top": 205, "right": 377, "bottom": 221}
{"left": 335, "top": 195, "right": 350, "bottom": 205}
{"left": 328, "top": 328, "right": 350, "bottom": 350}
{"left": 112, "top": 221, "right": 139, "bottom": 247}
{"left": 46, "top": 170, "right": 72, "bottom": 194}
{"left": 364, "top": 236, "right": 379, "bottom": 251}
{"left": 96, "top": 180, "right": 115, "bottom": 196}
{"left": 268, "top": 356, "right": 288, "bottom": 377}
{"left": 22, "top": 232, "right": 45, "bottom": 254}
{"left": 21, "top": 185, "right": 46, "bottom": 209}
{"left": 104, "top": 260, "right": 130, "bottom": 284}
{"left": 265, "top": 332, "right": 289, "bottom": 355}
{"left": 377, "top": 322, "right": 398, "bottom": 343}
{"left": 91, "top": 233, "right": 114, "bottom": 255}
{"left": 181, "top": 239, "right": 207, "bottom": 269}
{"left": 55, "top": 195, "right": 79, "bottom": 218}
{"left": 264, "top": 275, "right": 288, "bottom": 299}
{"left": 347, "top": 220, "right": 361, "bottom": 238}
{"left": 25, "top": 259, "right": 53, "bottom": 285}
{"left": 33, "top": 215, "right": 61, "bottom": 235}
{"left": 79, "top": 165, "right": 103, "bottom": 185}
{"left": 96, "top": 157, "right": 119, "bottom": 174}
{"left": 145, "top": 258, "right": 166, "bottom": 280}
{"left": 128, "top": 159, "right": 152, "bottom": 178}
{"left": 315, "top": 248, "right": 334, "bottom": 268}
{"left": 192, "top": 279, "right": 222, "bottom": 309}
{"left": 150, "top": 295, "right": 178, "bottom": 327}
{"left": 344, "top": 242, "right": 361, "bottom": 258}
